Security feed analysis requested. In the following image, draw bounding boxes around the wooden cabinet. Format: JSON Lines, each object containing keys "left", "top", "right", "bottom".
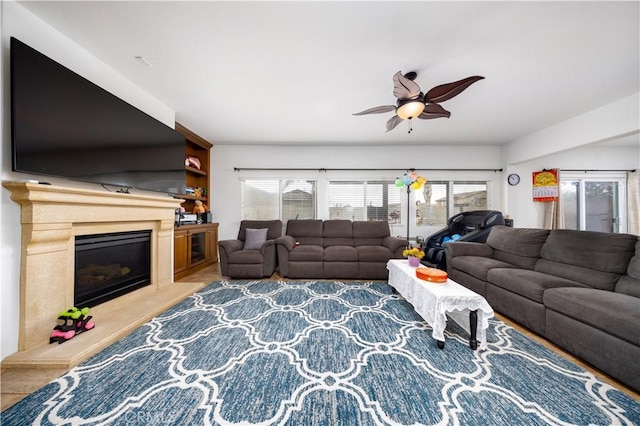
{"left": 174, "top": 223, "right": 219, "bottom": 280}
{"left": 174, "top": 122, "right": 212, "bottom": 214}
{"left": 206, "top": 225, "right": 219, "bottom": 263}
{"left": 174, "top": 230, "right": 189, "bottom": 275}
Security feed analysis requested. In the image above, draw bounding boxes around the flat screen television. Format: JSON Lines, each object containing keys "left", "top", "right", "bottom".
{"left": 10, "top": 37, "right": 186, "bottom": 195}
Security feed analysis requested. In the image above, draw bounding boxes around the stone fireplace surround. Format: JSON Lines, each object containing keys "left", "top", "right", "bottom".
{"left": 2, "top": 182, "right": 206, "bottom": 368}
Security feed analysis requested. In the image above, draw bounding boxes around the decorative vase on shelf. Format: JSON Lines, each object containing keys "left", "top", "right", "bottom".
{"left": 408, "top": 256, "right": 420, "bottom": 267}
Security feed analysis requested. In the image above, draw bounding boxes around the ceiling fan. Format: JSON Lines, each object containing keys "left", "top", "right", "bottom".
{"left": 353, "top": 71, "right": 484, "bottom": 133}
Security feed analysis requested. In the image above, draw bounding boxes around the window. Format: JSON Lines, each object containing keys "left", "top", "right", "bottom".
{"left": 561, "top": 174, "right": 626, "bottom": 233}
{"left": 453, "top": 181, "right": 488, "bottom": 212}
{"left": 415, "top": 181, "right": 449, "bottom": 226}
{"left": 415, "top": 181, "right": 488, "bottom": 227}
{"left": 328, "top": 180, "right": 401, "bottom": 223}
{"left": 241, "top": 179, "right": 316, "bottom": 221}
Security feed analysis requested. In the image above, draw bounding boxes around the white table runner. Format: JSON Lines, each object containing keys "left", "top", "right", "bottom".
{"left": 386, "top": 259, "right": 494, "bottom": 349}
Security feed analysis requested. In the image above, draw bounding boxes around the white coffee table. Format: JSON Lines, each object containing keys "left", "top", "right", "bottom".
{"left": 386, "top": 259, "right": 494, "bottom": 350}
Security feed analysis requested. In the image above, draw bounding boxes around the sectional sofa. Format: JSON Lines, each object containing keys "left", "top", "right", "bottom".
{"left": 275, "top": 219, "right": 407, "bottom": 279}
{"left": 445, "top": 225, "right": 640, "bottom": 391}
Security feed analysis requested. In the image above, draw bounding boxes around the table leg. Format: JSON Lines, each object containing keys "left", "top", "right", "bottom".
{"left": 436, "top": 340, "right": 445, "bottom": 349}
{"left": 469, "top": 310, "right": 478, "bottom": 350}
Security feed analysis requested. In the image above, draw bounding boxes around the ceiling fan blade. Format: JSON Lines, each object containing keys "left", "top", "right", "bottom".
{"left": 425, "top": 76, "right": 485, "bottom": 104}
{"left": 418, "top": 104, "right": 451, "bottom": 119}
{"left": 385, "top": 115, "right": 403, "bottom": 132}
{"left": 393, "top": 71, "right": 421, "bottom": 100}
{"left": 353, "top": 105, "right": 396, "bottom": 115}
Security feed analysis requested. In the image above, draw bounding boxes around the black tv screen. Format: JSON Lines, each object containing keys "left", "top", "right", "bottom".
{"left": 10, "top": 37, "right": 186, "bottom": 195}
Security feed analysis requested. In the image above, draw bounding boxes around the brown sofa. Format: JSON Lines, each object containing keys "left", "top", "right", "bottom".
{"left": 275, "top": 219, "right": 407, "bottom": 279}
{"left": 445, "top": 225, "right": 640, "bottom": 391}
{"left": 218, "top": 220, "right": 283, "bottom": 278}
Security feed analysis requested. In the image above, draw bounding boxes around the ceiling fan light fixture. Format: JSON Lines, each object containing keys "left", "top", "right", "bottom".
{"left": 354, "top": 71, "right": 484, "bottom": 132}
{"left": 396, "top": 99, "right": 425, "bottom": 120}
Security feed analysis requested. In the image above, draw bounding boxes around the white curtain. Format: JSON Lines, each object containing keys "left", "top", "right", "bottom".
{"left": 543, "top": 168, "right": 564, "bottom": 230}
{"left": 628, "top": 170, "right": 640, "bottom": 236}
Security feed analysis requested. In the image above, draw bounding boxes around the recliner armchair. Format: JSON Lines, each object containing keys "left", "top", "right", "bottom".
{"left": 421, "top": 210, "right": 505, "bottom": 270}
{"left": 218, "top": 220, "right": 283, "bottom": 278}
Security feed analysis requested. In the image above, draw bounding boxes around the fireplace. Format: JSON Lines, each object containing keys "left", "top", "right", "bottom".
{"left": 75, "top": 230, "right": 152, "bottom": 307}
{"left": 2, "top": 181, "right": 209, "bottom": 362}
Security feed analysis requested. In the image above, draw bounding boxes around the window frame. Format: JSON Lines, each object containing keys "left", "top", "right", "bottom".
{"left": 561, "top": 172, "right": 627, "bottom": 233}
{"left": 327, "top": 179, "right": 402, "bottom": 223}
{"left": 240, "top": 178, "right": 317, "bottom": 221}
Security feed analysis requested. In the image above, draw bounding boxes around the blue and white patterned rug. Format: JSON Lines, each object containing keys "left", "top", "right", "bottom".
{"left": 2, "top": 280, "right": 639, "bottom": 425}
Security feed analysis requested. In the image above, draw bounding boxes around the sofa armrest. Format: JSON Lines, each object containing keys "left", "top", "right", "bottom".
{"left": 218, "top": 239, "right": 244, "bottom": 254}
{"left": 260, "top": 239, "right": 276, "bottom": 254}
{"left": 445, "top": 241, "right": 493, "bottom": 258}
{"left": 275, "top": 235, "right": 297, "bottom": 278}
{"left": 218, "top": 239, "right": 244, "bottom": 277}
{"left": 275, "top": 235, "right": 296, "bottom": 251}
{"left": 383, "top": 236, "right": 409, "bottom": 257}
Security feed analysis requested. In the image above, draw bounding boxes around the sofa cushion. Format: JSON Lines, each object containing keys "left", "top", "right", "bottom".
{"left": 288, "top": 245, "right": 324, "bottom": 262}
{"left": 544, "top": 287, "right": 640, "bottom": 346}
{"left": 228, "top": 249, "right": 265, "bottom": 264}
{"left": 357, "top": 245, "right": 393, "bottom": 262}
{"left": 535, "top": 230, "right": 637, "bottom": 291}
{"left": 615, "top": 239, "right": 640, "bottom": 297}
{"left": 615, "top": 275, "right": 640, "bottom": 298}
{"left": 449, "top": 256, "right": 516, "bottom": 281}
{"left": 286, "top": 220, "right": 324, "bottom": 246}
{"left": 539, "top": 230, "right": 636, "bottom": 277}
{"left": 238, "top": 220, "right": 282, "bottom": 241}
{"left": 486, "top": 226, "right": 549, "bottom": 269}
{"left": 353, "top": 221, "right": 390, "bottom": 246}
{"left": 535, "top": 259, "right": 625, "bottom": 292}
{"left": 323, "top": 220, "right": 354, "bottom": 247}
{"left": 243, "top": 228, "right": 268, "bottom": 250}
{"left": 489, "top": 268, "right": 588, "bottom": 303}
{"left": 323, "top": 220, "right": 353, "bottom": 237}
{"left": 325, "top": 245, "right": 358, "bottom": 262}
{"left": 626, "top": 240, "right": 640, "bottom": 278}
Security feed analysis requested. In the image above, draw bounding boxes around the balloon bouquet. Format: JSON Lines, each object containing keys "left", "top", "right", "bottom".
{"left": 395, "top": 169, "right": 427, "bottom": 246}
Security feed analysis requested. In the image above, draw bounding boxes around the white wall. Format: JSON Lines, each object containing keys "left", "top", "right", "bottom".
{"left": 0, "top": 1, "right": 176, "bottom": 359}
{"left": 504, "top": 144, "right": 639, "bottom": 228}
{"left": 503, "top": 93, "right": 640, "bottom": 228}
{"left": 506, "top": 93, "right": 639, "bottom": 165}
{"left": 210, "top": 145, "right": 504, "bottom": 241}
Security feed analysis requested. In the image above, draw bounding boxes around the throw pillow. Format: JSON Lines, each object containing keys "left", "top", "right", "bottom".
{"left": 244, "top": 228, "right": 268, "bottom": 250}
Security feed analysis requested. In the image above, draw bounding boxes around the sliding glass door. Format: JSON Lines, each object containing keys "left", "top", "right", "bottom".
{"left": 561, "top": 174, "right": 626, "bottom": 233}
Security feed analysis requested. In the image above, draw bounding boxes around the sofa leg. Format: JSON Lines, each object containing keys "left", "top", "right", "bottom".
{"left": 436, "top": 340, "right": 445, "bottom": 349}
{"left": 469, "top": 309, "right": 478, "bottom": 350}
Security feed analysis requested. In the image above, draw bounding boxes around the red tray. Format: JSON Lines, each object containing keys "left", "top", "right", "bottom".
{"left": 416, "top": 267, "right": 448, "bottom": 283}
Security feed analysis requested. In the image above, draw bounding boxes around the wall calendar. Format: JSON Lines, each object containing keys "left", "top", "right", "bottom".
{"left": 532, "top": 169, "right": 559, "bottom": 202}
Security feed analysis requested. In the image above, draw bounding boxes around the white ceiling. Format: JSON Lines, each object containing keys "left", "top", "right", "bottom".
{"left": 17, "top": 1, "right": 640, "bottom": 147}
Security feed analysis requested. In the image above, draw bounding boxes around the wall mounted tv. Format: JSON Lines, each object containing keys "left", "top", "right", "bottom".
{"left": 10, "top": 37, "right": 186, "bottom": 195}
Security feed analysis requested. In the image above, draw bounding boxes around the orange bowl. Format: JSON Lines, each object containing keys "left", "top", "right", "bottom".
{"left": 416, "top": 267, "right": 448, "bottom": 283}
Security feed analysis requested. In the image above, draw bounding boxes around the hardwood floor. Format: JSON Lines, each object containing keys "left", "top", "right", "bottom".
{"left": 2, "top": 263, "right": 638, "bottom": 411}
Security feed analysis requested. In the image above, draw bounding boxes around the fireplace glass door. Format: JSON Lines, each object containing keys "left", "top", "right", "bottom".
{"left": 75, "top": 230, "right": 151, "bottom": 307}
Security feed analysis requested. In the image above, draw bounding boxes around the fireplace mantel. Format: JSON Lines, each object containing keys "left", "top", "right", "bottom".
{"left": 2, "top": 181, "right": 206, "bottom": 367}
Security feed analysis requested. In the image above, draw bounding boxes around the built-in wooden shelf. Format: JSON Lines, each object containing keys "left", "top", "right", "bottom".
{"left": 185, "top": 166, "right": 207, "bottom": 176}
{"left": 174, "top": 123, "right": 212, "bottom": 214}
{"left": 174, "top": 193, "right": 208, "bottom": 202}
